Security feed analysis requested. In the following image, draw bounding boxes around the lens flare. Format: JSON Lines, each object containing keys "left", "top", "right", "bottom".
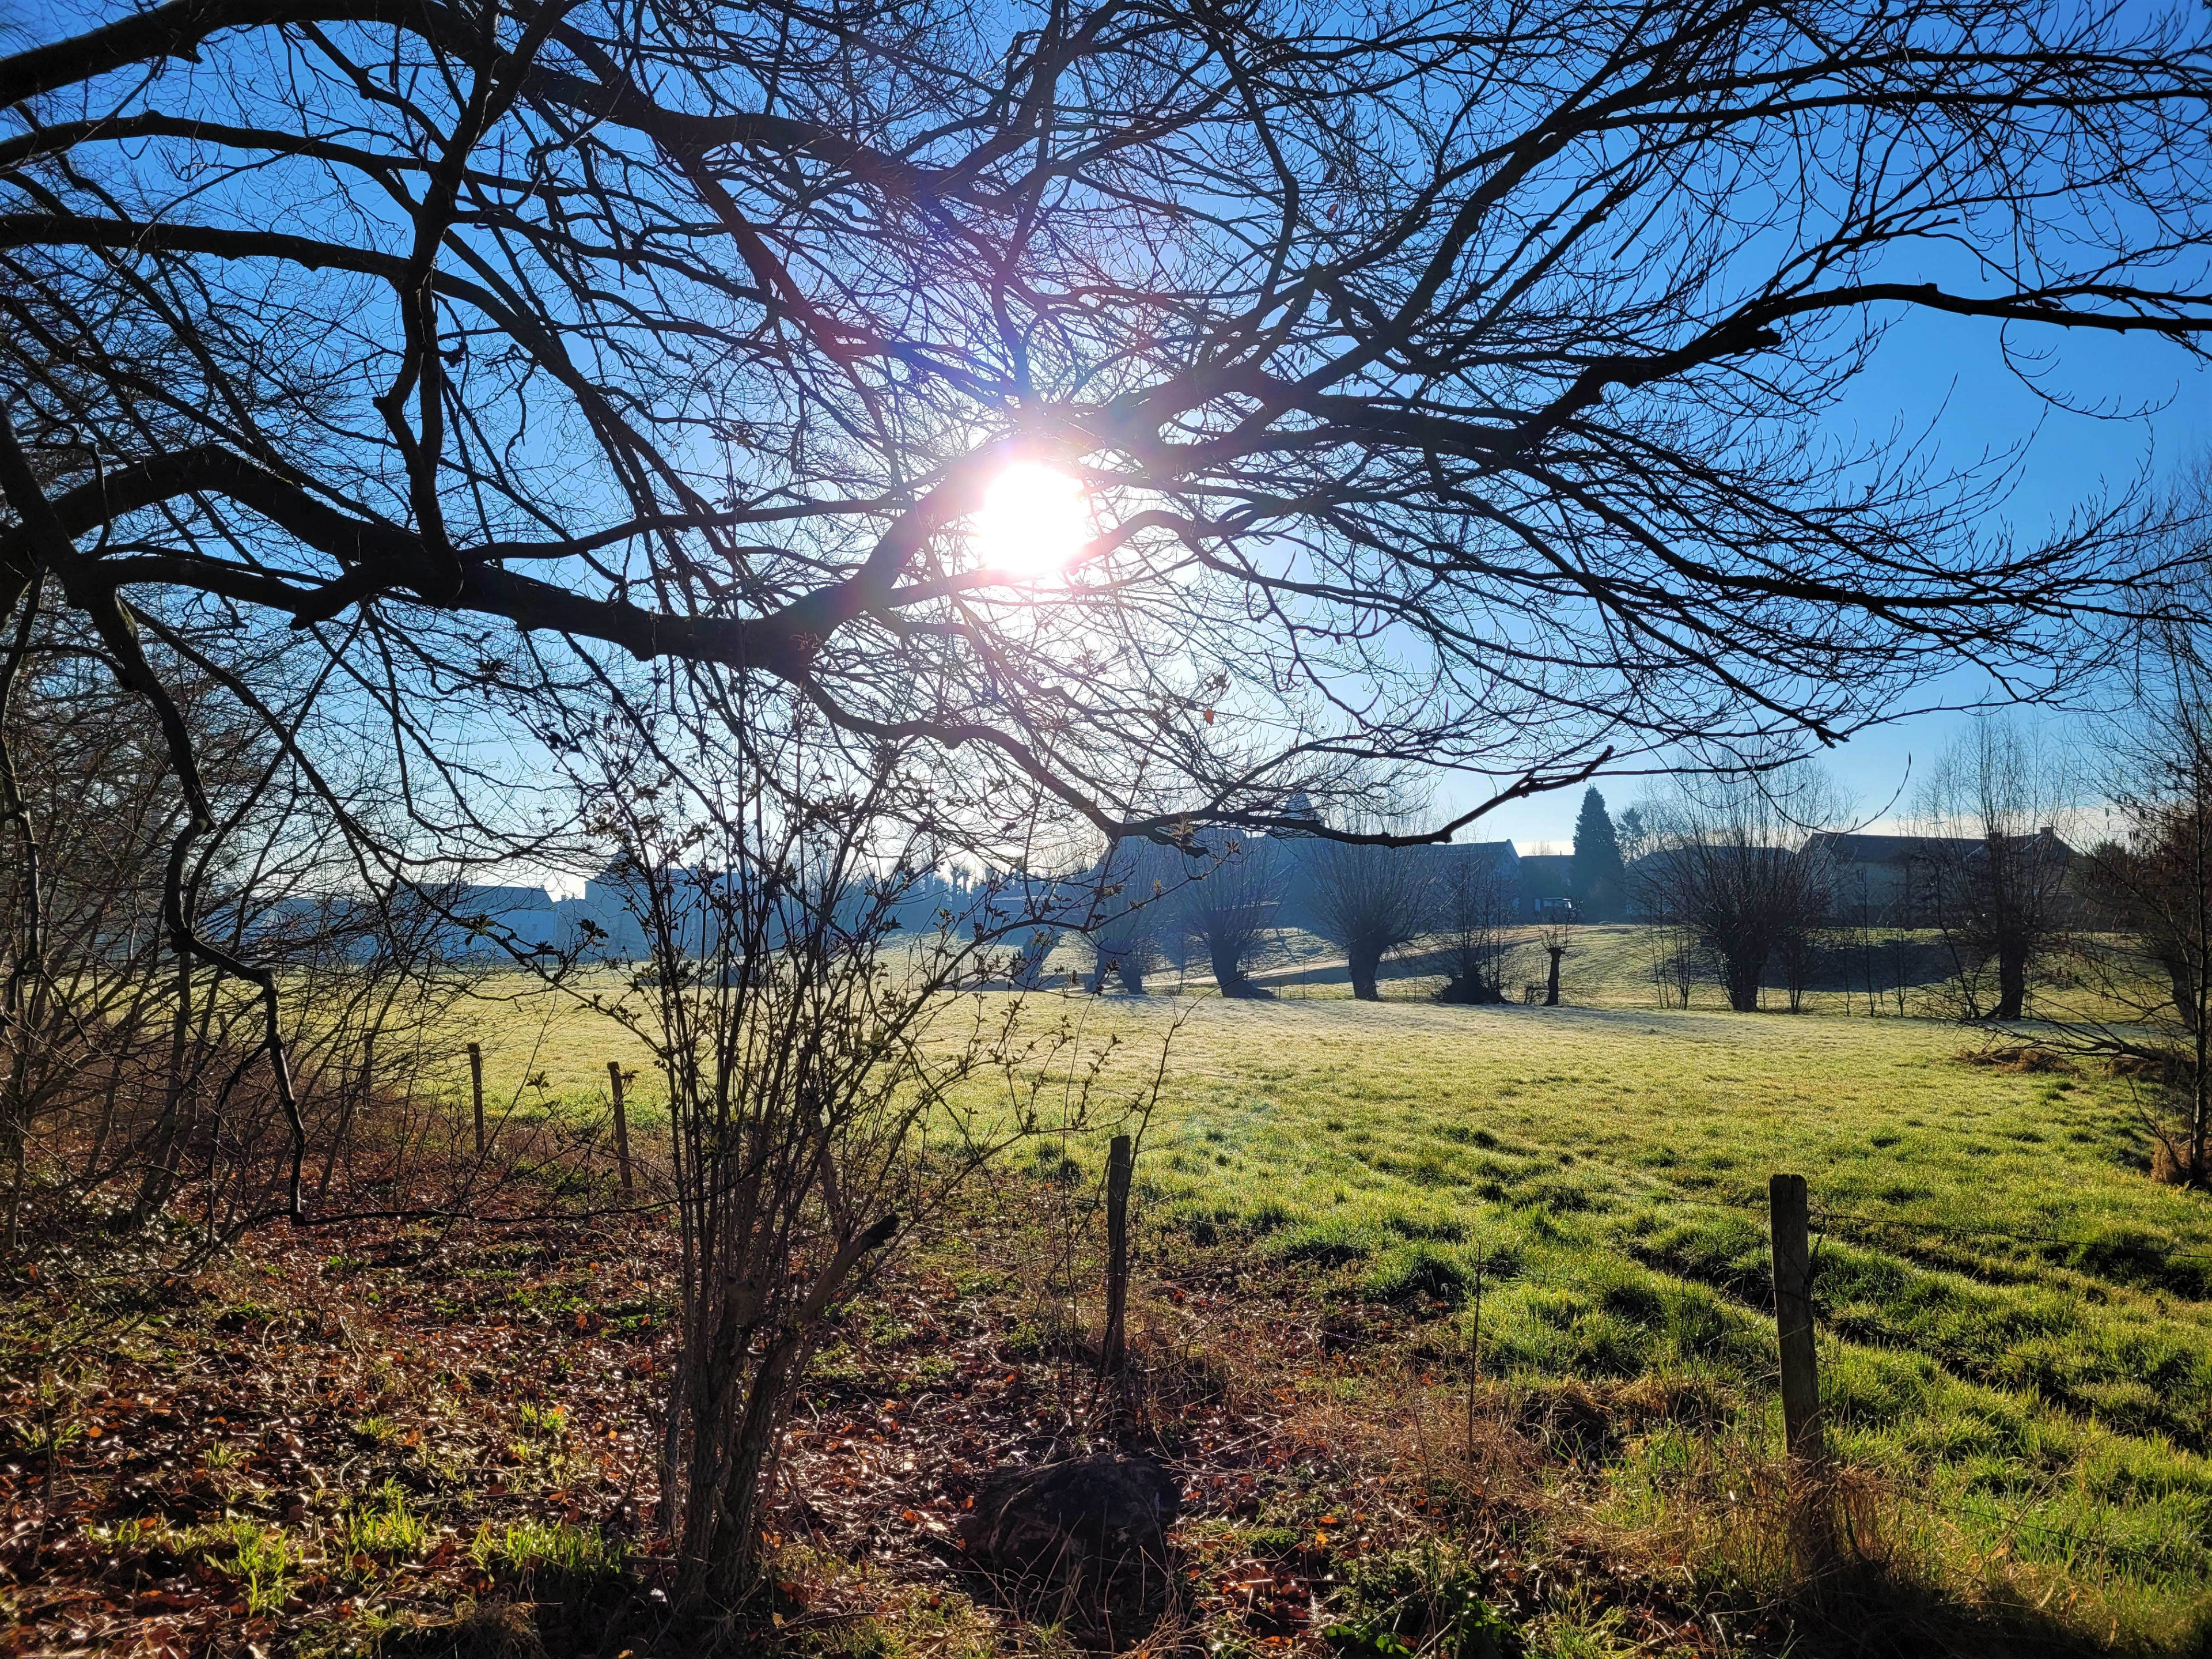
{"left": 971, "top": 462, "right": 1091, "bottom": 578}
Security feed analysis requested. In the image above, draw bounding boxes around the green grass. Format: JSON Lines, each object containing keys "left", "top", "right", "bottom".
{"left": 202, "top": 1517, "right": 297, "bottom": 1614}
{"left": 970, "top": 990, "right": 2212, "bottom": 1648}
{"left": 439, "top": 941, "right": 2211, "bottom": 1645}
{"left": 470, "top": 1515, "right": 626, "bottom": 1582}
{"left": 344, "top": 1479, "right": 428, "bottom": 1566}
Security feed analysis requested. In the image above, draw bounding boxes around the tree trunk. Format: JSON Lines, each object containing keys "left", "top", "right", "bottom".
{"left": 1544, "top": 948, "right": 1563, "bottom": 1007}
{"left": 1349, "top": 945, "right": 1381, "bottom": 1001}
{"left": 1116, "top": 957, "right": 1146, "bottom": 994}
{"left": 1993, "top": 942, "right": 2028, "bottom": 1021}
{"left": 2194, "top": 1074, "right": 2209, "bottom": 1188}
{"left": 1209, "top": 939, "right": 1264, "bottom": 998}
{"left": 2166, "top": 957, "right": 2199, "bottom": 1035}
{"left": 1722, "top": 950, "right": 1762, "bottom": 1013}
{"left": 131, "top": 947, "right": 196, "bottom": 1226}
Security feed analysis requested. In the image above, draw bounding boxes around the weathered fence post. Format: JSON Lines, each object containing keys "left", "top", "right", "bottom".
{"left": 608, "top": 1060, "right": 634, "bottom": 1195}
{"left": 1770, "top": 1171, "right": 1834, "bottom": 1575}
{"left": 1099, "top": 1134, "right": 1132, "bottom": 1377}
{"left": 1768, "top": 1172, "right": 1824, "bottom": 1466}
{"left": 467, "top": 1042, "right": 485, "bottom": 1155}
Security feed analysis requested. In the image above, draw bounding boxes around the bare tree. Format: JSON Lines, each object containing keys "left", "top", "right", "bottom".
{"left": 2, "top": 0, "right": 2203, "bottom": 918}
{"left": 1538, "top": 918, "right": 1574, "bottom": 1007}
{"left": 2077, "top": 722, "right": 2212, "bottom": 1180}
{"left": 0, "top": 585, "right": 473, "bottom": 1245}
{"left": 1081, "top": 836, "right": 1181, "bottom": 994}
{"left": 1641, "top": 772, "right": 1840, "bottom": 1013}
{"left": 1916, "top": 722, "right": 2077, "bottom": 1021}
{"left": 1177, "top": 838, "right": 1290, "bottom": 999}
{"left": 2061, "top": 487, "right": 2212, "bottom": 1180}
{"left": 1435, "top": 850, "right": 1520, "bottom": 1005}
{"left": 1306, "top": 825, "right": 1434, "bottom": 1001}
{"left": 1777, "top": 836, "right": 1842, "bottom": 1013}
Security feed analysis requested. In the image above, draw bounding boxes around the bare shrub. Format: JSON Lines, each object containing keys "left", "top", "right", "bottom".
{"left": 560, "top": 699, "right": 1135, "bottom": 1611}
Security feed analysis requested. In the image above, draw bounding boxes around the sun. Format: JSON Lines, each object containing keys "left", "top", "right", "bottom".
{"left": 971, "top": 461, "right": 1092, "bottom": 578}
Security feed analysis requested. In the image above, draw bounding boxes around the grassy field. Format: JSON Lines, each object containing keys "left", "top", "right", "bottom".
{"left": 1064, "top": 993, "right": 2212, "bottom": 1648}
{"left": 435, "top": 944, "right": 2212, "bottom": 1650}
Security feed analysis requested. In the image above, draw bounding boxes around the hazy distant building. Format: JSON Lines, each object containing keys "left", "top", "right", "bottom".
{"left": 445, "top": 884, "right": 563, "bottom": 957}
{"left": 1803, "top": 830, "right": 2073, "bottom": 927}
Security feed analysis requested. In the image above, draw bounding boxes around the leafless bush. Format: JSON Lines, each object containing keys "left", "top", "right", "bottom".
{"left": 0, "top": 599, "right": 479, "bottom": 1246}
{"left": 1646, "top": 925, "right": 1703, "bottom": 1010}
{"left": 558, "top": 691, "right": 1143, "bottom": 1610}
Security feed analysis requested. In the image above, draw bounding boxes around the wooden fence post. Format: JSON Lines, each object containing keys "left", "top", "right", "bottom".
{"left": 608, "top": 1060, "right": 634, "bottom": 1195}
{"left": 1771, "top": 1171, "right": 1836, "bottom": 1574}
{"left": 1768, "top": 1172, "right": 1824, "bottom": 1467}
{"left": 467, "top": 1043, "right": 485, "bottom": 1154}
{"left": 1099, "top": 1134, "right": 1132, "bottom": 1377}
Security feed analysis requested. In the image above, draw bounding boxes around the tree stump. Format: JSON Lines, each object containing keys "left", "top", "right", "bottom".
{"left": 960, "top": 1454, "right": 1180, "bottom": 1646}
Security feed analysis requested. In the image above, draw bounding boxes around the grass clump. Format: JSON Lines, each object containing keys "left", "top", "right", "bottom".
{"left": 514, "top": 1402, "right": 567, "bottom": 1439}
{"left": 345, "top": 1479, "right": 428, "bottom": 1566}
{"left": 199, "top": 1518, "right": 296, "bottom": 1613}
{"left": 471, "top": 1517, "right": 624, "bottom": 1585}
{"left": 1273, "top": 1215, "right": 1378, "bottom": 1267}
{"left": 1362, "top": 1242, "right": 1471, "bottom": 1306}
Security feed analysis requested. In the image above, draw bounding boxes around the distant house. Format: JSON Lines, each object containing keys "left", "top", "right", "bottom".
{"left": 444, "top": 884, "right": 563, "bottom": 957}
{"left": 1438, "top": 838, "right": 1521, "bottom": 895}
{"left": 1802, "top": 830, "right": 2074, "bottom": 926}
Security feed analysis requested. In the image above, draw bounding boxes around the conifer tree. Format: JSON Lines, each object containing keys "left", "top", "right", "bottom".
{"left": 1570, "top": 789, "right": 1628, "bottom": 922}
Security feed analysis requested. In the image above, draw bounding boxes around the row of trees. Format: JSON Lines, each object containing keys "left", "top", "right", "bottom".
{"left": 1082, "top": 831, "right": 1532, "bottom": 1003}
{"left": 1633, "top": 732, "right": 2081, "bottom": 1020}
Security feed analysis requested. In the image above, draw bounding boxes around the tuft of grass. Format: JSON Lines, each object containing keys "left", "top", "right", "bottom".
{"left": 344, "top": 1479, "right": 428, "bottom": 1566}
{"left": 1274, "top": 1215, "right": 1378, "bottom": 1267}
{"left": 514, "top": 1402, "right": 567, "bottom": 1439}
{"left": 470, "top": 1517, "right": 624, "bottom": 1584}
{"left": 200, "top": 1518, "right": 296, "bottom": 1614}
{"left": 1362, "top": 1241, "right": 1472, "bottom": 1306}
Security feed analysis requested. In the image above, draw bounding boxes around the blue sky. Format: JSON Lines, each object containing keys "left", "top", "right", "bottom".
{"left": 1473, "top": 307, "right": 2212, "bottom": 851}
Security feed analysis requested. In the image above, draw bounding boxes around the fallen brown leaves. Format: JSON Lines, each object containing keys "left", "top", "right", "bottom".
{"left": 2, "top": 1178, "right": 1732, "bottom": 1658}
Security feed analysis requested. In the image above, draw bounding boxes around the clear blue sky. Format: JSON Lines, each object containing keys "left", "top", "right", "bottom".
{"left": 1473, "top": 308, "right": 2211, "bottom": 851}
